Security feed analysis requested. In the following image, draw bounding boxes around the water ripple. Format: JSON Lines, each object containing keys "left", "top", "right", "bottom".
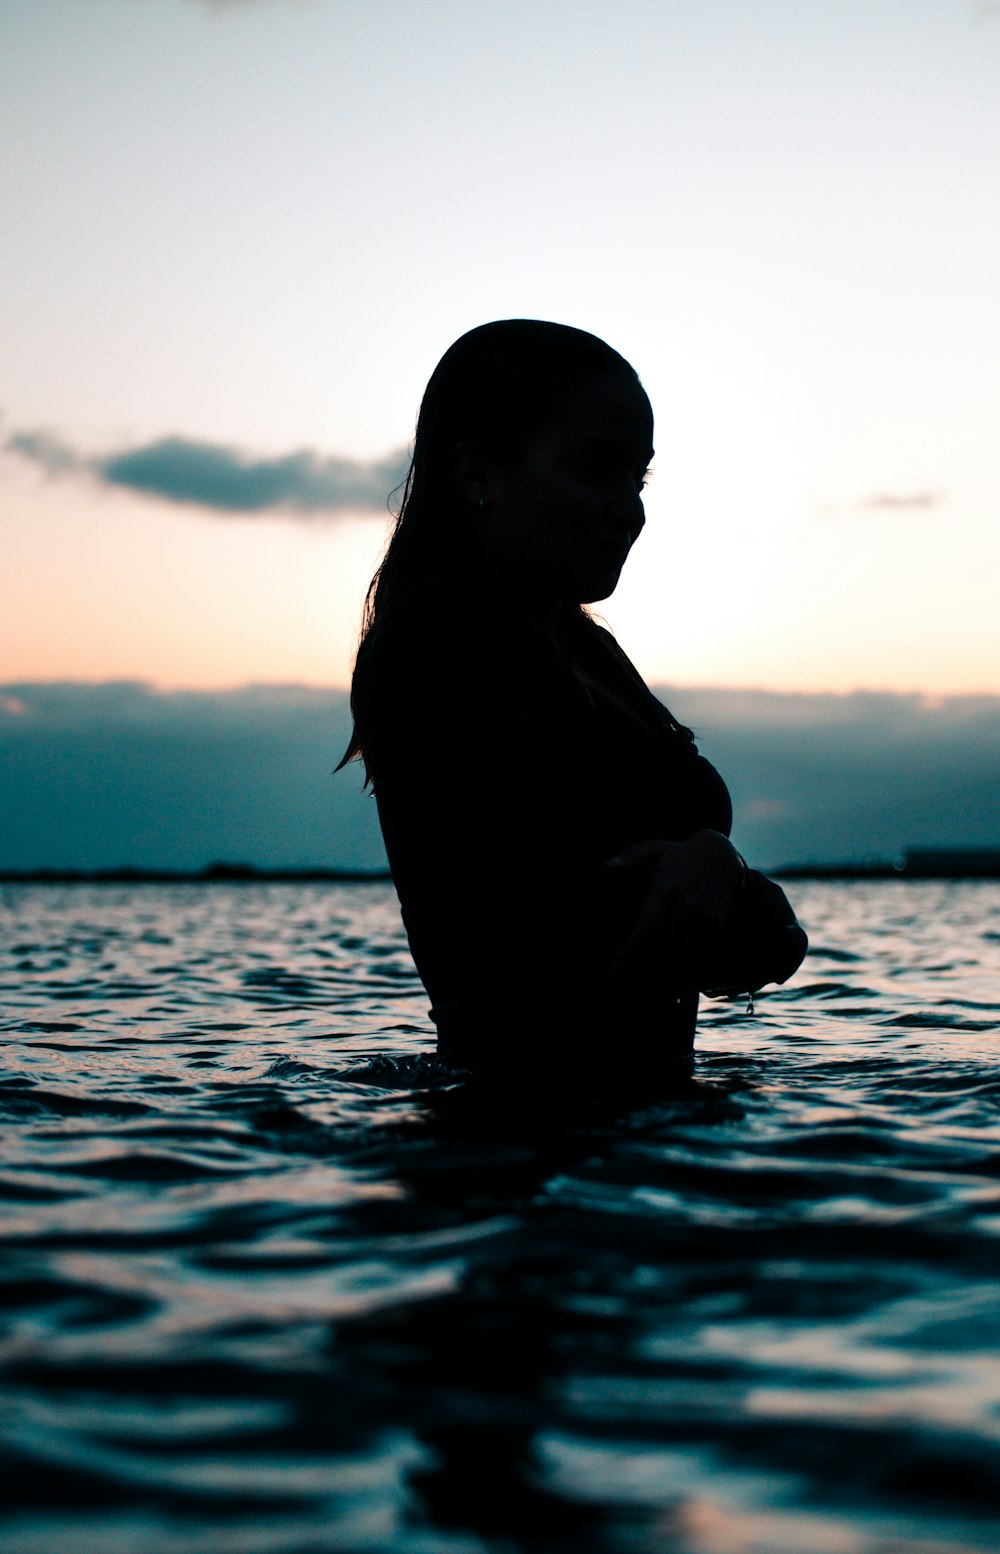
{"left": 1, "top": 878, "right": 999, "bottom": 1553}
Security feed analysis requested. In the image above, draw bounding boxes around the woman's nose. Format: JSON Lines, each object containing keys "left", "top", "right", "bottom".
{"left": 608, "top": 481, "right": 645, "bottom": 533}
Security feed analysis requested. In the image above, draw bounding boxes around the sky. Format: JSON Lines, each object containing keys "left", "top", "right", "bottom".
{"left": 2, "top": 0, "right": 998, "bottom": 868}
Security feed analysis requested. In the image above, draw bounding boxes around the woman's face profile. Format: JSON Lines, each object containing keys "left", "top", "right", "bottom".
{"left": 476, "top": 373, "right": 654, "bottom": 606}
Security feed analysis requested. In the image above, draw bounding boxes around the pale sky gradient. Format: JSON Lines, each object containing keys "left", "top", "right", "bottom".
{"left": 2, "top": 0, "right": 998, "bottom": 693}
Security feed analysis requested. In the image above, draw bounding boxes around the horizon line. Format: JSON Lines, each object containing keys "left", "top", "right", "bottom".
{"left": 3, "top": 674, "right": 999, "bottom": 703}
{"left": 4, "top": 849, "right": 999, "bottom": 885}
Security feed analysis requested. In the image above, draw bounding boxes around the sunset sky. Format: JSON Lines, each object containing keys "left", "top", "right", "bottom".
{"left": 3, "top": 0, "right": 998, "bottom": 699}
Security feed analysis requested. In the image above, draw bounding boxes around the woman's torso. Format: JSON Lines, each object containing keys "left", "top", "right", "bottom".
{"left": 355, "top": 578, "right": 731, "bottom": 1080}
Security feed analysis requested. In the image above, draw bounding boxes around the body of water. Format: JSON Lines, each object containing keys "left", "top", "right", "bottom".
{"left": 1, "top": 879, "right": 999, "bottom": 1553}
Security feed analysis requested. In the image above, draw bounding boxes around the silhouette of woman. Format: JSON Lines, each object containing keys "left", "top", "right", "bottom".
{"left": 341, "top": 320, "right": 806, "bottom": 1089}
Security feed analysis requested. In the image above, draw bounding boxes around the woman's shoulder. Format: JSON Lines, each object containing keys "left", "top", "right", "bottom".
{"left": 573, "top": 617, "right": 697, "bottom": 745}
{"left": 367, "top": 573, "right": 555, "bottom": 679}
{"left": 353, "top": 573, "right": 553, "bottom": 733}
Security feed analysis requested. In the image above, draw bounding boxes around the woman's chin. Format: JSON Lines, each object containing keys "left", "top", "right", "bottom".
{"left": 577, "top": 563, "right": 625, "bottom": 603}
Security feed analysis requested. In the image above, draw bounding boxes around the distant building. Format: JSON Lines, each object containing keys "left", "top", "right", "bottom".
{"left": 902, "top": 848, "right": 1000, "bottom": 878}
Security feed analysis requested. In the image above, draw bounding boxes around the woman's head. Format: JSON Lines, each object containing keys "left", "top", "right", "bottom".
{"left": 368, "top": 319, "right": 652, "bottom": 623}
{"left": 340, "top": 321, "right": 670, "bottom": 771}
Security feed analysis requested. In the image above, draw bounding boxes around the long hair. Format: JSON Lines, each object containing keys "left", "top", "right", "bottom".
{"left": 339, "top": 319, "right": 691, "bottom": 769}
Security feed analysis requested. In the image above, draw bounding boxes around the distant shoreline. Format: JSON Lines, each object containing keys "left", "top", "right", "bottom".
{"left": 1, "top": 852, "right": 998, "bottom": 884}
{"left": 775, "top": 865, "right": 1000, "bottom": 881}
{"left": 775, "top": 848, "right": 1000, "bottom": 880}
{"left": 0, "top": 864, "right": 393, "bottom": 884}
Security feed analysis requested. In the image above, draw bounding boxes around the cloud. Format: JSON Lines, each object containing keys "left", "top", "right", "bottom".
{"left": 186, "top": 1, "right": 282, "bottom": 9}
{"left": 858, "top": 491, "right": 943, "bottom": 512}
{"left": 0, "top": 680, "right": 386, "bottom": 874}
{"left": 1, "top": 681, "right": 997, "bottom": 874}
{"left": 185, "top": 1, "right": 311, "bottom": 16}
{"left": 6, "top": 429, "right": 84, "bottom": 477}
{"left": 100, "top": 438, "right": 409, "bottom": 514}
{"left": 5, "top": 428, "right": 409, "bottom": 518}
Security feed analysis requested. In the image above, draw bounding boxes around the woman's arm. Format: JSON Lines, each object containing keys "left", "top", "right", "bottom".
{"left": 605, "top": 833, "right": 807, "bottom": 997}
{"left": 699, "top": 869, "right": 808, "bottom": 996}
{"left": 606, "top": 830, "right": 745, "bottom": 980}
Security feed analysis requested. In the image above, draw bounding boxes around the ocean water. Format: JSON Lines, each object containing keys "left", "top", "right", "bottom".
{"left": 1, "top": 878, "right": 999, "bottom": 1554}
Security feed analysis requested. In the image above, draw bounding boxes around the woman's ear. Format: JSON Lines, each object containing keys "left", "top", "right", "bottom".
{"left": 453, "top": 440, "right": 498, "bottom": 509}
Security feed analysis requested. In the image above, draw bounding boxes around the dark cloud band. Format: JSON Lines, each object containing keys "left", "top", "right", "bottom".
{"left": 5, "top": 428, "right": 409, "bottom": 518}
{"left": 1, "top": 681, "right": 997, "bottom": 874}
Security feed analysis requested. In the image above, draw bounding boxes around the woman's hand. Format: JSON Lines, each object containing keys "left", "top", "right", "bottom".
{"left": 700, "top": 871, "right": 808, "bottom": 997}
{"left": 605, "top": 830, "right": 745, "bottom": 989}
